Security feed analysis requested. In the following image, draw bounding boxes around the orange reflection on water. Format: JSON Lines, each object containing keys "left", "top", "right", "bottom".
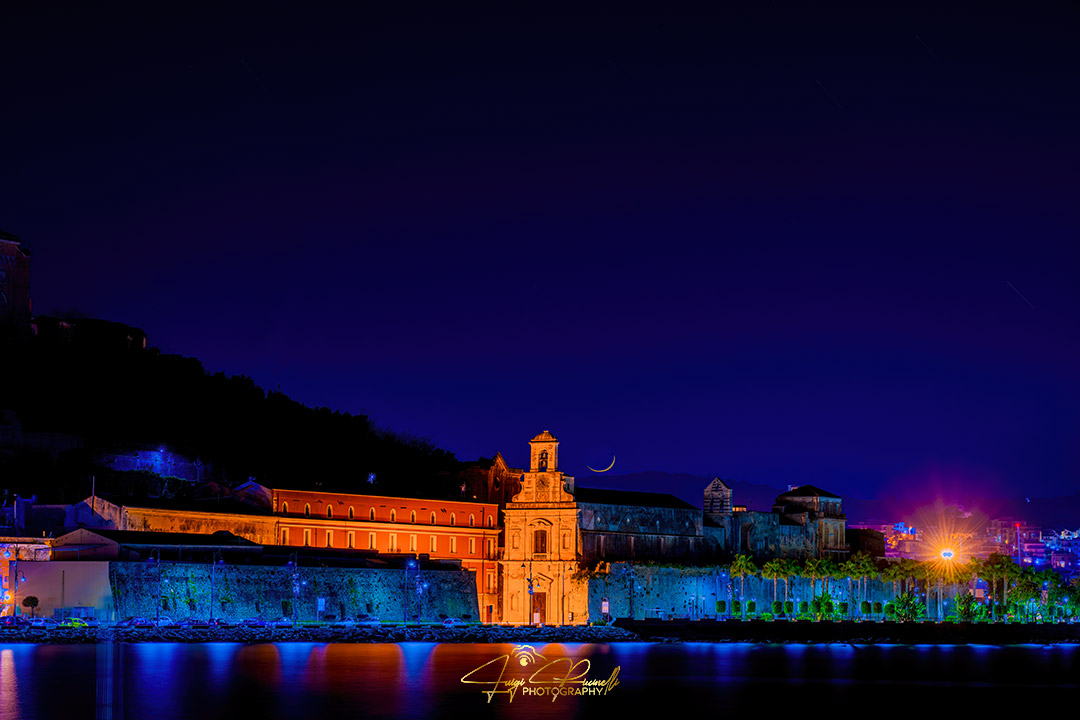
{"left": 0, "top": 649, "right": 20, "bottom": 720}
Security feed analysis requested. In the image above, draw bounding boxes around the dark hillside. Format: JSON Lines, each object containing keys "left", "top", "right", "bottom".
{"left": 0, "top": 324, "right": 462, "bottom": 501}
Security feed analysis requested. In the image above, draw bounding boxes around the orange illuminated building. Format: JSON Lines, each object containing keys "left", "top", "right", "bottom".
{"left": 272, "top": 489, "right": 501, "bottom": 622}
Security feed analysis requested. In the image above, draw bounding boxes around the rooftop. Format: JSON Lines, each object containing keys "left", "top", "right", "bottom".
{"left": 71, "top": 528, "right": 259, "bottom": 547}
{"left": 574, "top": 487, "right": 699, "bottom": 511}
{"left": 776, "top": 484, "right": 841, "bottom": 500}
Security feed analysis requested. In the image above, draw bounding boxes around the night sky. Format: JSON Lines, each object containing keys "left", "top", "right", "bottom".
{"left": 4, "top": 3, "right": 1080, "bottom": 511}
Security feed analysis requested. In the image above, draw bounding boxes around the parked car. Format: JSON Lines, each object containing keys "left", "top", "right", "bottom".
{"left": 155, "top": 616, "right": 176, "bottom": 628}
{"left": 118, "top": 617, "right": 155, "bottom": 628}
{"left": 357, "top": 614, "right": 381, "bottom": 627}
{"left": 269, "top": 617, "right": 294, "bottom": 628}
{"left": 209, "top": 618, "right": 235, "bottom": 628}
{"left": 28, "top": 618, "right": 60, "bottom": 630}
{"left": 240, "top": 618, "right": 267, "bottom": 628}
{"left": 332, "top": 617, "right": 356, "bottom": 628}
{"left": 178, "top": 618, "right": 212, "bottom": 628}
{"left": 0, "top": 616, "right": 29, "bottom": 629}
{"left": 441, "top": 617, "right": 464, "bottom": 627}
{"left": 59, "top": 618, "right": 89, "bottom": 628}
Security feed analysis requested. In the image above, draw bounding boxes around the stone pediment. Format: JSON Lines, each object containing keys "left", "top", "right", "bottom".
{"left": 510, "top": 472, "right": 575, "bottom": 504}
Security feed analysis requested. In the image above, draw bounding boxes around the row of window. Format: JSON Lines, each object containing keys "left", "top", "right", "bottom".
{"left": 280, "top": 528, "right": 497, "bottom": 556}
{"left": 279, "top": 502, "right": 493, "bottom": 527}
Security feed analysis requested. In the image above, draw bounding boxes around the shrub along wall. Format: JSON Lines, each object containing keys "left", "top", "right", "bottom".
{"left": 109, "top": 562, "right": 478, "bottom": 622}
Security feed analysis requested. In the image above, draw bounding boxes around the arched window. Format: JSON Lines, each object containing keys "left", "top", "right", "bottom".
{"left": 390, "top": 510, "right": 397, "bottom": 522}
{"left": 369, "top": 508, "right": 376, "bottom": 521}
{"left": 281, "top": 502, "right": 288, "bottom": 514}
{"left": 470, "top": 514, "right": 475, "bottom": 527}
{"left": 430, "top": 512, "right": 436, "bottom": 525}
{"left": 348, "top": 506, "right": 355, "bottom": 520}
{"left": 305, "top": 504, "right": 311, "bottom": 518}
{"left": 411, "top": 511, "right": 416, "bottom": 523}
{"left": 450, "top": 514, "right": 456, "bottom": 526}
{"left": 487, "top": 516, "right": 493, "bottom": 528}
{"left": 327, "top": 506, "right": 333, "bottom": 519}
{"left": 539, "top": 449, "right": 548, "bottom": 471}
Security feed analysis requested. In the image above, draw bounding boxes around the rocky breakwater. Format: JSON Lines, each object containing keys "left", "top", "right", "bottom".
{"left": 0, "top": 624, "right": 641, "bottom": 644}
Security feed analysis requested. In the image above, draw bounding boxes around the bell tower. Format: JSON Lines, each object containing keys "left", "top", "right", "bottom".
{"left": 529, "top": 431, "right": 558, "bottom": 472}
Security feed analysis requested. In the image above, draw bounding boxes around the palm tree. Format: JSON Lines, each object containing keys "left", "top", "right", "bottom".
{"left": 980, "top": 555, "right": 1001, "bottom": 620}
{"left": 729, "top": 554, "right": 758, "bottom": 620}
{"left": 762, "top": 560, "right": 785, "bottom": 607}
{"left": 1001, "top": 558, "right": 1021, "bottom": 619}
{"left": 881, "top": 561, "right": 905, "bottom": 601}
{"left": 782, "top": 559, "right": 799, "bottom": 604}
{"left": 850, "top": 553, "right": 877, "bottom": 611}
{"left": 953, "top": 560, "right": 977, "bottom": 613}
{"left": 802, "top": 558, "right": 823, "bottom": 599}
{"left": 918, "top": 561, "right": 937, "bottom": 620}
{"left": 839, "top": 558, "right": 857, "bottom": 609}
{"left": 900, "top": 557, "right": 921, "bottom": 596}
{"left": 984, "top": 553, "right": 1018, "bottom": 619}
{"left": 819, "top": 557, "right": 839, "bottom": 595}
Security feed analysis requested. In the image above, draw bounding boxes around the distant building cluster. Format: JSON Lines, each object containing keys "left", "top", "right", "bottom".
{"left": 848, "top": 514, "right": 1079, "bottom": 572}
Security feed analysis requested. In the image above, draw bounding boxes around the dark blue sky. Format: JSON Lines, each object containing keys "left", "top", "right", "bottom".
{"left": 4, "top": 3, "right": 1080, "bottom": 506}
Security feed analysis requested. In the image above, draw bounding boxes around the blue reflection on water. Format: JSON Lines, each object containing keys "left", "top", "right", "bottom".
{"left": 0, "top": 641, "right": 1076, "bottom": 720}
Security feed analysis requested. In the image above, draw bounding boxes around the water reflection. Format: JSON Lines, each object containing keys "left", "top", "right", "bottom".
{"left": 1, "top": 648, "right": 21, "bottom": 720}
{"left": 0, "top": 642, "right": 1075, "bottom": 719}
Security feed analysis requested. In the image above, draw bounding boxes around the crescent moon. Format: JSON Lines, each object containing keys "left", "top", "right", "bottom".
{"left": 587, "top": 456, "right": 616, "bottom": 473}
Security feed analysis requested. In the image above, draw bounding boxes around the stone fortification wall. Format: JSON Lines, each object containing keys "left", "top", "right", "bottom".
{"left": 588, "top": 563, "right": 904, "bottom": 621}
{"left": 110, "top": 562, "right": 478, "bottom": 622}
